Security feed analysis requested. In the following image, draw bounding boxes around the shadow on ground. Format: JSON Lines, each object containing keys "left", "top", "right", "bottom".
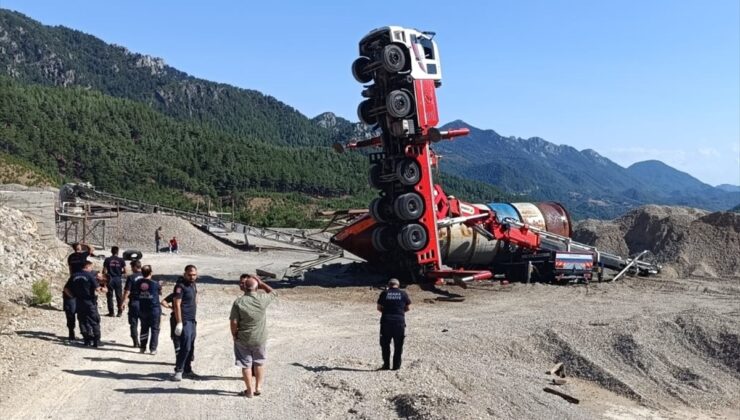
{"left": 84, "top": 356, "right": 172, "bottom": 366}
{"left": 291, "top": 362, "right": 376, "bottom": 372}
{"left": 115, "top": 387, "right": 241, "bottom": 396}
{"left": 64, "top": 369, "right": 237, "bottom": 381}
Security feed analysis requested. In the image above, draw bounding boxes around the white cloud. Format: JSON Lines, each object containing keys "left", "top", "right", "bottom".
{"left": 697, "top": 147, "right": 720, "bottom": 158}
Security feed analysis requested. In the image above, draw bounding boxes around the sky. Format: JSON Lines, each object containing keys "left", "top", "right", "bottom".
{"left": 3, "top": 0, "right": 739, "bottom": 186}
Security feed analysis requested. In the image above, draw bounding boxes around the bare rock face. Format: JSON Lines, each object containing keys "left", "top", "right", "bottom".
{"left": 575, "top": 205, "right": 740, "bottom": 278}
{"left": 0, "top": 205, "right": 67, "bottom": 302}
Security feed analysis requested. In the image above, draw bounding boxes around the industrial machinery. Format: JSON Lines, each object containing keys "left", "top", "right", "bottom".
{"left": 332, "top": 26, "right": 660, "bottom": 286}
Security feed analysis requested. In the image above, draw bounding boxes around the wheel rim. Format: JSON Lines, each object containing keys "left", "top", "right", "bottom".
{"left": 397, "top": 159, "right": 421, "bottom": 186}
{"left": 387, "top": 90, "right": 412, "bottom": 118}
{"left": 398, "top": 224, "right": 427, "bottom": 251}
{"left": 383, "top": 45, "right": 406, "bottom": 73}
{"left": 394, "top": 192, "right": 424, "bottom": 220}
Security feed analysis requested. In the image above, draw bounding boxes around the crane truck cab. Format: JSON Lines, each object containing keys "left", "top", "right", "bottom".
{"left": 352, "top": 26, "right": 442, "bottom": 83}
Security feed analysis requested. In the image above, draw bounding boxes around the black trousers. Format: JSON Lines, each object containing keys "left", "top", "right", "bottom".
{"left": 169, "top": 315, "right": 180, "bottom": 356}
{"left": 76, "top": 300, "right": 101, "bottom": 341}
{"left": 106, "top": 277, "right": 123, "bottom": 315}
{"left": 380, "top": 322, "right": 405, "bottom": 369}
{"left": 139, "top": 310, "right": 161, "bottom": 351}
{"left": 128, "top": 301, "right": 140, "bottom": 341}
{"left": 174, "top": 320, "right": 196, "bottom": 373}
{"left": 63, "top": 297, "right": 77, "bottom": 333}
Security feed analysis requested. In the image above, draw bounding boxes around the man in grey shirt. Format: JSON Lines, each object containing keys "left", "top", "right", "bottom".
{"left": 229, "top": 274, "right": 277, "bottom": 398}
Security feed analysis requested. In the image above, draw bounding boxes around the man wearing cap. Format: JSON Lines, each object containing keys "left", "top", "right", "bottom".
{"left": 377, "top": 278, "right": 411, "bottom": 370}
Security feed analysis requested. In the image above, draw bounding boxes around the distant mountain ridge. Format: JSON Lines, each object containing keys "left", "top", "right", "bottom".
{"left": 433, "top": 120, "right": 739, "bottom": 219}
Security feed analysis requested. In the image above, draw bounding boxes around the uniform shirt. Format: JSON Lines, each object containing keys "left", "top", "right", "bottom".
{"left": 377, "top": 288, "right": 411, "bottom": 324}
{"left": 70, "top": 271, "right": 99, "bottom": 302}
{"left": 173, "top": 280, "right": 197, "bottom": 322}
{"left": 229, "top": 292, "right": 278, "bottom": 347}
{"left": 67, "top": 251, "right": 89, "bottom": 274}
{"left": 136, "top": 278, "right": 161, "bottom": 313}
{"left": 103, "top": 255, "right": 125, "bottom": 278}
{"left": 124, "top": 272, "right": 144, "bottom": 302}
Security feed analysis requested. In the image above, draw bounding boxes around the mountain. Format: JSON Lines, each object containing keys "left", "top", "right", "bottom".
{"left": 0, "top": 9, "right": 332, "bottom": 147}
{"left": 434, "top": 120, "right": 740, "bottom": 218}
{"left": 0, "top": 9, "right": 510, "bottom": 226}
{"left": 716, "top": 184, "right": 740, "bottom": 193}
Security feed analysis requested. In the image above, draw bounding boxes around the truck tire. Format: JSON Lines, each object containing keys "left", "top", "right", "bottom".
{"left": 382, "top": 44, "right": 407, "bottom": 73}
{"left": 396, "top": 159, "right": 421, "bottom": 186}
{"left": 394, "top": 192, "right": 424, "bottom": 220}
{"left": 369, "top": 197, "right": 392, "bottom": 223}
{"left": 352, "top": 56, "right": 373, "bottom": 83}
{"left": 357, "top": 100, "right": 377, "bottom": 125}
{"left": 368, "top": 164, "right": 384, "bottom": 189}
{"left": 372, "top": 225, "right": 395, "bottom": 252}
{"left": 397, "top": 224, "right": 428, "bottom": 252}
{"left": 386, "top": 89, "right": 414, "bottom": 118}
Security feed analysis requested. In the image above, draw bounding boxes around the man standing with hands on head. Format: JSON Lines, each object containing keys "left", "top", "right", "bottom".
{"left": 377, "top": 278, "right": 411, "bottom": 371}
{"left": 230, "top": 274, "right": 277, "bottom": 398}
{"left": 172, "top": 265, "right": 198, "bottom": 381}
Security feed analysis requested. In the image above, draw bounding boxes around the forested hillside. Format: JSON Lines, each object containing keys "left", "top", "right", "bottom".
{"left": 0, "top": 76, "right": 511, "bottom": 226}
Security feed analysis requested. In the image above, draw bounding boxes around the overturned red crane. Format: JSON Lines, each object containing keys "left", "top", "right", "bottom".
{"left": 332, "top": 26, "right": 659, "bottom": 286}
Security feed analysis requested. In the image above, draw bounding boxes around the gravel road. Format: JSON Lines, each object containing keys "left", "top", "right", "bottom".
{"left": 1, "top": 252, "right": 738, "bottom": 420}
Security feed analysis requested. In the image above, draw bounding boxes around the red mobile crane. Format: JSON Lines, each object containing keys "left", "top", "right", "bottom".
{"left": 333, "top": 26, "right": 659, "bottom": 286}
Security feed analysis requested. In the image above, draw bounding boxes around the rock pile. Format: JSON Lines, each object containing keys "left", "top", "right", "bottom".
{"left": 104, "top": 212, "right": 240, "bottom": 255}
{"left": 0, "top": 205, "right": 67, "bottom": 302}
{"left": 573, "top": 205, "right": 740, "bottom": 278}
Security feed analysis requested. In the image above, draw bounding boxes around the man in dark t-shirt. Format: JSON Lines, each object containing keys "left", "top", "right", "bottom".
{"left": 172, "top": 265, "right": 198, "bottom": 381}
{"left": 67, "top": 243, "right": 93, "bottom": 275}
{"left": 376, "top": 278, "right": 411, "bottom": 371}
{"left": 103, "top": 246, "right": 126, "bottom": 317}
{"left": 64, "top": 261, "right": 107, "bottom": 347}
{"left": 121, "top": 260, "right": 143, "bottom": 347}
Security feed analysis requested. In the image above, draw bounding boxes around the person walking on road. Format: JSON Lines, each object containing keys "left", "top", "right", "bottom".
{"left": 172, "top": 265, "right": 198, "bottom": 381}
{"left": 135, "top": 265, "right": 162, "bottom": 355}
{"left": 155, "top": 227, "right": 163, "bottom": 253}
{"left": 229, "top": 274, "right": 277, "bottom": 397}
{"left": 121, "top": 260, "right": 144, "bottom": 347}
{"left": 64, "top": 261, "right": 107, "bottom": 347}
{"left": 377, "top": 278, "right": 411, "bottom": 370}
{"left": 103, "top": 246, "right": 126, "bottom": 317}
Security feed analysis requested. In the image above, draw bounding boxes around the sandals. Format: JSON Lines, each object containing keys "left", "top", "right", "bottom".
{"left": 240, "top": 390, "right": 261, "bottom": 398}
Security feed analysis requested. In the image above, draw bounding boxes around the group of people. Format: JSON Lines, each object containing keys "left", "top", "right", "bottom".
{"left": 63, "top": 244, "right": 197, "bottom": 376}
{"left": 63, "top": 243, "right": 412, "bottom": 395}
{"left": 155, "top": 227, "right": 179, "bottom": 253}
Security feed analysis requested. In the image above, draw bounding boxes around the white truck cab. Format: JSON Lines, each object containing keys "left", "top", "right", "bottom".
{"left": 353, "top": 26, "right": 442, "bottom": 82}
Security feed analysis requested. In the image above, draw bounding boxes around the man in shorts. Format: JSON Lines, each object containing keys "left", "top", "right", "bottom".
{"left": 229, "top": 274, "right": 277, "bottom": 398}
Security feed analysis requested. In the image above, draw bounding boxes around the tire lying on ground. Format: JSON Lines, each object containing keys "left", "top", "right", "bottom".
{"left": 122, "top": 250, "right": 143, "bottom": 261}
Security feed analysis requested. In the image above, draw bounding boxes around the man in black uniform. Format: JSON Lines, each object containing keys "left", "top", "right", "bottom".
{"left": 121, "top": 260, "right": 143, "bottom": 347}
{"left": 172, "top": 265, "right": 198, "bottom": 381}
{"left": 136, "top": 265, "right": 161, "bottom": 355}
{"left": 62, "top": 276, "right": 78, "bottom": 340}
{"left": 67, "top": 242, "right": 93, "bottom": 275}
{"left": 377, "top": 278, "right": 411, "bottom": 370}
{"left": 103, "top": 246, "right": 126, "bottom": 317}
{"left": 64, "top": 261, "right": 107, "bottom": 347}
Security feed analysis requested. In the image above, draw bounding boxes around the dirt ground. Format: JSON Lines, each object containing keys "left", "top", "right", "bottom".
{"left": 0, "top": 250, "right": 738, "bottom": 420}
